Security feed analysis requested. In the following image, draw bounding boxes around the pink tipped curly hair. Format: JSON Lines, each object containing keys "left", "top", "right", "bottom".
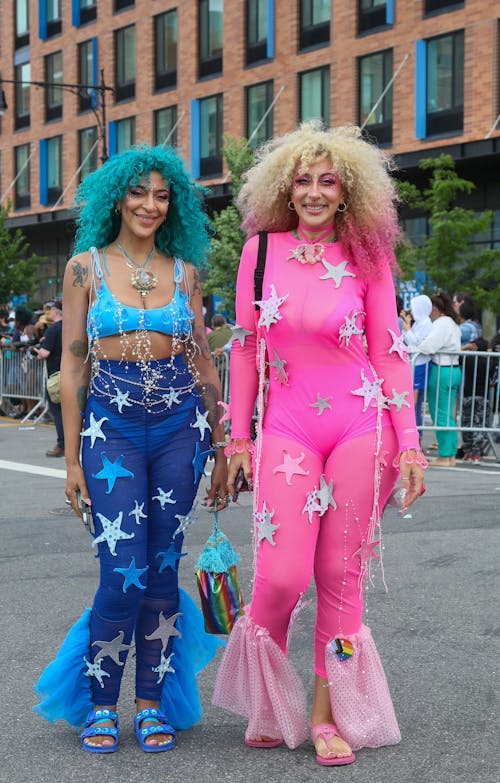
{"left": 237, "top": 122, "right": 401, "bottom": 278}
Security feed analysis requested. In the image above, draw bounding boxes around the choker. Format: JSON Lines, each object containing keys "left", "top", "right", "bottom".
{"left": 116, "top": 241, "right": 158, "bottom": 297}
{"left": 287, "top": 225, "right": 336, "bottom": 265}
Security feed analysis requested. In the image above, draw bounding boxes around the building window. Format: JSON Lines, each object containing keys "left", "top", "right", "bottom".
{"left": 14, "top": 143, "right": 31, "bottom": 210}
{"left": 116, "top": 117, "right": 136, "bottom": 153}
{"left": 424, "top": 0, "right": 464, "bottom": 14}
{"left": 45, "top": 51, "right": 63, "bottom": 122}
{"left": 15, "top": 0, "right": 30, "bottom": 48}
{"left": 199, "top": 0, "right": 223, "bottom": 79}
{"left": 46, "top": 0, "right": 62, "bottom": 37}
{"left": 299, "top": 0, "right": 330, "bottom": 51}
{"left": 299, "top": 66, "right": 330, "bottom": 125}
{"left": 78, "top": 40, "right": 96, "bottom": 113}
{"left": 155, "top": 106, "right": 178, "bottom": 147}
{"left": 358, "top": 49, "right": 393, "bottom": 145}
{"left": 114, "top": 0, "right": 134, "bottom": 11}
{"left": 78, "top": 0, "right": 97, "bottom": 25}
{"left": 78, "top": 126, "right": 98, "bottom": 181}
{"left": 115, "top": 25, "right": 136, "bottom": 101}
{"left": 154, "top": 10, "right": 177, "bottom": 91}
{"left": 199, "top": 94, "right": 223, "bottom": 176}
{"left": 246, "top": 81, "right": 273, "bottom": 147}
{"left": 14, "top": 63, "right": 30, "bottom": 130}
{"left": 358, "top": 0, "right": 389, "bottom": 34}
{"left": 426, "top": 30, "right": 464, "bottom": 136}
{"left": 41, "top": 136, "right": 62, "bottom": 205}
{"left": 246, "top": 0, "right": 268, "bottom": 65}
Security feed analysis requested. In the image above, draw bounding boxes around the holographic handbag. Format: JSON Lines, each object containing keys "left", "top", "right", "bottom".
{"left": 195, "top": 511, "right": 244, "bottom": 635}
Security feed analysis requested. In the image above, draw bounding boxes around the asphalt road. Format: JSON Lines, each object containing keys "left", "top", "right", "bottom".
{"left": 0, "top": 417, "right": 499, "bottom": 783}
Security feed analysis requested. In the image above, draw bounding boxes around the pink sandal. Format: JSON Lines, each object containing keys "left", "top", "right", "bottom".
{"left": 245, "top": 737, "right": 283, "bottom": 749}
{"left": 309, "top": 722, "right": 356, "bottom": 766}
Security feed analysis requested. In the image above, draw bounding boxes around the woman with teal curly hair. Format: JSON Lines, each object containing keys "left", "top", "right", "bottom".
{"left": 33, "top": 145, "right": 228, "bottom": 754}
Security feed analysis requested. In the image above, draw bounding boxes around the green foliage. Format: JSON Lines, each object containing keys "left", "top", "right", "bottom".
{"left": 397, "top": 155, "right": 500, "bottom": 312}
{"left": 204, "top": 137, "right": 254, "bottom": 319}
{"left": 0, "top": 203, "right": 46, "bottom": 304}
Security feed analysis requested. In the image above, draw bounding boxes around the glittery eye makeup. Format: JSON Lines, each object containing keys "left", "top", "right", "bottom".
{"left": 293, "top": 174, "right": 338, "bottom": 189}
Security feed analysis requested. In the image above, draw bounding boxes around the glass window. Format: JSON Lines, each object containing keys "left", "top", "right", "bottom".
{"left": 155, "top": 106, "right": 178, "bottom": 147}
{"left": 80, "top": 0, "right": 97, "bottom": 24}
{"left": 116, "top": 117, "right": 135, "bottom": 153}
{"left": 15, "top": 0, "right": 30, "bottom": 47}
{"left": 425, "top": 1, "right": 464, "bottom": 14}
{"left": 246, "top": 81, "right": 273, "bottom": 147}
{"left": 299, "top": 66, "right": 330, "bottom": 125}
{"left": 46, "top": 0, "right": 62, "bottom": 36}
{"left": 47, "top": 136, "right": 62, "bottom": 204}
{"left": 114, "top": 0, "right": 134, "bottom": 10}
{"left": 299, "top": 0, "right": 330, "bottom": 50}
{"left": 78, "top": 40, "right": 94, "bottom": 113}
{"left": 115, "top": 25, "right": 136, "bottom": 101}
{"left": 359, "top": 49, "right": 393, "bottom": 145}
{"left": 14, "top": 143, "right": 31, "bottom": 209}
{"left": 154, "top": 10, "right": 177, "bottom": 91}
{"left": 199, "top": 94, "right": 223, "bottom": 177}
{"left": 78, "top": 127, "right": 98, "bottom": 181}
{"left": 426, "top": 30, "right": 464, "bottom": 136}
{"left": 45, "top": 51, "right": 63, "bottom": 122}
{"left": 14, "top": 62, "right": 30, "bottom": 130}
{"left": 199, "top": 0, "right": 223, "bottom": 78}
{"left": 358, "top": 0, "right": 387, "bottom": 34}
{"left": 246, "top": 0, "right": 268, "bottom": 65}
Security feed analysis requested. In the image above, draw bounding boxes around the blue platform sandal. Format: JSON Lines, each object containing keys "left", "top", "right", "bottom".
{"left": 80, "top": 708, "right": 119, "bottom": 754}
{"left": 134, "top": 707, "right": 176, "bottom": 753}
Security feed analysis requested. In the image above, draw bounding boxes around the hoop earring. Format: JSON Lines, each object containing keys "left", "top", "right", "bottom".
{"left": 287, "top": 201, "right": 296, "bottom": 211}
{"left": 114, "top": 207, "right": 121, "bottom": 216}
{"left": 337, "top": 201, "right": 347, "bottom": 213}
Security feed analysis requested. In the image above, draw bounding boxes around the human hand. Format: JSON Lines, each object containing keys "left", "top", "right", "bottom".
{"left": 204, "top": 454, "right": 230, "bottom": 511}
{"left": 65, "top": 463, "right": 91, "bottom": 519}
{"left": 398, "top": 449, "right": 426, "bottom": 512}
{"left": 227, "top": 450, "right": 253, "bottom": 500}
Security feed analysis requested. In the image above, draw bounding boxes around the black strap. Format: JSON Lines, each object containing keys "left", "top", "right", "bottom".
{"left": 254, "top": 231, "right": 268, "bottom": 309}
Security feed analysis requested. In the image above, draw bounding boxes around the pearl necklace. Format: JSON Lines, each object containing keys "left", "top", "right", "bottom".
{"left": 287, "top": 224, "right": 336, "bottom": 265}
{"left": 116, "top": 241, "right": 158, "bottom": 297}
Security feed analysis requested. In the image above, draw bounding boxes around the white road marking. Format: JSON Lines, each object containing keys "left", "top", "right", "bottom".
{"left": 0, "top": 459, "right": 66, "bottom": 479}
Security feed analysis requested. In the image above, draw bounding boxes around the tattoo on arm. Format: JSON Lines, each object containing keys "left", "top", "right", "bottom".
{"left": 69, "top": 339, "right": 88, "bottom": 358}
{"left": 193, "top": 325, "right": 212, "bottom": 361}
{"left": 192, "top": 269, "right": 202, "bottom": 296}
{"left": 199, "top": 383, "right": 221, "bottom": 431}
{"left": 71, "top": 261, "right": 89, "bottom": 288}
{"left": 77, "top": 384, "right": 89, "bottom": 415}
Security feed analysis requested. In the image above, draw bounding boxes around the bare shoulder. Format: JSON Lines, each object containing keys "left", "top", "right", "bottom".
{"left": 65, "top": 251, "right": 92, "bottom": 289}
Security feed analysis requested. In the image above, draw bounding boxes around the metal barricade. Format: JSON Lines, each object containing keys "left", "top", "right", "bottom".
{"left": 410, "top": 350, "right": 500, "bottom": 461}
{"left": 0, "top": 346, "right": 49, "bottom": 423}
{"left": 213, "top": 349, "right": 230, "bottom": 405}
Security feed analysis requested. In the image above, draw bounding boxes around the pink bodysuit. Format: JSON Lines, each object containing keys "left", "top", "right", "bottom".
{"left": 213, "top": 232, "right": 420, "bottom": 750}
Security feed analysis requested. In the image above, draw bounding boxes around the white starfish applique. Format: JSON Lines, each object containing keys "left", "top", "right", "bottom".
{"left": 145, "top": 612, "right": 182, "bottom": 652}
{"left": 254, "top": 284, "right": 288, "bottom": 330}
{"left": 388, "top": 329, "right": 408, "bottom": 361}
{"left": 229, "top": 324, "right": 254, "bottom": 347}
{"left": 92, "top": 631, "right": 132, "bottom": 666}
{"left": 129, "top": 499, "right": 147, "bottom": 525}
{"left": 302, "top": 489, "right": 322, "bottom": 524}
{"left": 319, "top": 259, "right": 355, "bottom": 288}
{"left": 152, "top": 487, "right": 176, "bottom": 509}
{"left": 190, "top": 407, "right": 212, "bottom": 440}
{"left": 339, "top": 310, "right": 365, "bottom": 347}
{"left": 173, "top": 502, "right": 198, "bottom": 538}
{"left": 92, "top": 512, "right": 135, "bottom": 556}
{"left": 316, "top": 474, "right": 337, "bottom": 514}
{"left": 269, "top": 349, "right": 289, "bottom": 385}
{"left": 255, "top": 502, "right": 280, "bottom": 545}
{"left": 163, "top": 388, "right": 182, "bottom": 408}
{"left": 83, "top": 656, "right": 110, "bottom": 688}
{"left": 81, "top": 412, "right": 108, "bottom": 448}
{"left": 152, "top": 652, "right": 176, "bottom": 684}
{"left": 310, "top": 393, "right": 332, "bottom": 416}
{"left": 110, "top": 387, "right": 133, "bottom": 413}
{"left": 387, "top": 388, "right": 411, "bottom": 412}
{"left": 351, "top": 369, "right": 385, "bottom": 412}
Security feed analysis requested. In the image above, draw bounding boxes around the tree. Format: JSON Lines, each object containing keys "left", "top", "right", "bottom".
{"left": 397, "top": 155, "right": 500, "bottom": 312}
{"left": 203, "top": 136, "right": 254, "bottom": 319}
{"left": 0, "top": 203, "right": 46, "bottom": 304}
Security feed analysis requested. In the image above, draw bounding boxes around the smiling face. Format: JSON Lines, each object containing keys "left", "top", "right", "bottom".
{"left": 118, "top": 170, "right": 170, "bottom": 240}
{"left": 291, "top": 158, "right": 344, "bottom": 232}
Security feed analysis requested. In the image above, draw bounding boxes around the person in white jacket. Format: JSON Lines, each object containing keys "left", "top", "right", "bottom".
{"left": 407, "top": 292, "right": 461, "bottom": 466}
{"left": 402, "top": 294, "right": 433, "bottom": 432}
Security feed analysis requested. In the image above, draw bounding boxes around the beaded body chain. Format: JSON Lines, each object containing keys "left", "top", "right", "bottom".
{"left": 86, "top": 246, "right": 199, "bottom": 412}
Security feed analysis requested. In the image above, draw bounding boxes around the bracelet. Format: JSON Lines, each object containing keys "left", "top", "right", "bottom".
{"left": 211, "top": 441, "right": 228, "bottom": 449}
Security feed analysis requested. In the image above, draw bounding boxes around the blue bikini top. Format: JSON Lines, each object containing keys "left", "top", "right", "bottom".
{"left": 86, "top": 246, "right": 194, "bottom": 343}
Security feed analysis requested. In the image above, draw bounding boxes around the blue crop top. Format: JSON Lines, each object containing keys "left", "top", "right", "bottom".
{"left": 86, "top": 246, "right": 194, "bottom": 344}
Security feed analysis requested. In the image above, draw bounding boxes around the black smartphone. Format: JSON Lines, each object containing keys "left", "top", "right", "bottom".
{"left": 76, "top": 490, "right": 95, "bottom": 535}
{"left": 232, "top": 467, "right": 250, "bottom": 502}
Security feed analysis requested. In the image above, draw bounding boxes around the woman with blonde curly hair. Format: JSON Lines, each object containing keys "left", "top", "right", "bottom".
{"left": 213, "top": 123, "right": 426, "bottom": 765}
{"left": 33, "top": 145, "right": 227, "bottom": 753}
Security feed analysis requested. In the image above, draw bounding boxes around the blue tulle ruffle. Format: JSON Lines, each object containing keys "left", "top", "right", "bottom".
{"left": 32, "top": 590, "right": 225, "bottom": 729}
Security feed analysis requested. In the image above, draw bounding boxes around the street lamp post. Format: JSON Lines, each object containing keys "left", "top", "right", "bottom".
{"left": 0, "top": 68, "right": 113, "bottom": 163}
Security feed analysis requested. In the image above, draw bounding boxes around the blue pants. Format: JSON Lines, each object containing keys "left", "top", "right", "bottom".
{"left": 82, "top": 356, "right": 209, "bottom": 704}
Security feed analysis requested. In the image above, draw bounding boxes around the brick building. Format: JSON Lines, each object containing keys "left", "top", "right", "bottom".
{"left": 0, "top": 0, "right": 499, "bottom": 301}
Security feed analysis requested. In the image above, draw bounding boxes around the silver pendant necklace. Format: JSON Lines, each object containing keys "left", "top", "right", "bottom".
{"left": 116, "top": 241, "right": 158, "bottom": 297}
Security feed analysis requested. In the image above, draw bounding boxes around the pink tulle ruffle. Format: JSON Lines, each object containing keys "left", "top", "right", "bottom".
{"left": 224, "top": 438, "right": 256, "bottom": 458}
{"left": 212, "top": 611, "right": 308, "bottom": 748}
{"left": 325, "top": 624, "right": 401, "bottom": 751}
{"left": 392, "top": 448, "right": 428, "bottom": 469}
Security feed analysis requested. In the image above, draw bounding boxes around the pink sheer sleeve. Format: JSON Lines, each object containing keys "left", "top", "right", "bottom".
{"left": 363, "top": 264, "right": 420, "bottom": 452}
{"left": 229, "top": 235, "right": 260, "bottom": 440}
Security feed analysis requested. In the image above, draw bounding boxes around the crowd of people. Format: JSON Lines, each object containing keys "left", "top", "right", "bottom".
{"left": 0, "top": 123, "right": 497, "bottom": 766}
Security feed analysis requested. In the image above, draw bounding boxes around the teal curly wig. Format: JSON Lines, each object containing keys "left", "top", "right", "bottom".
{"left": 73, "top": 145, "right": 211, "bottom": 268}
